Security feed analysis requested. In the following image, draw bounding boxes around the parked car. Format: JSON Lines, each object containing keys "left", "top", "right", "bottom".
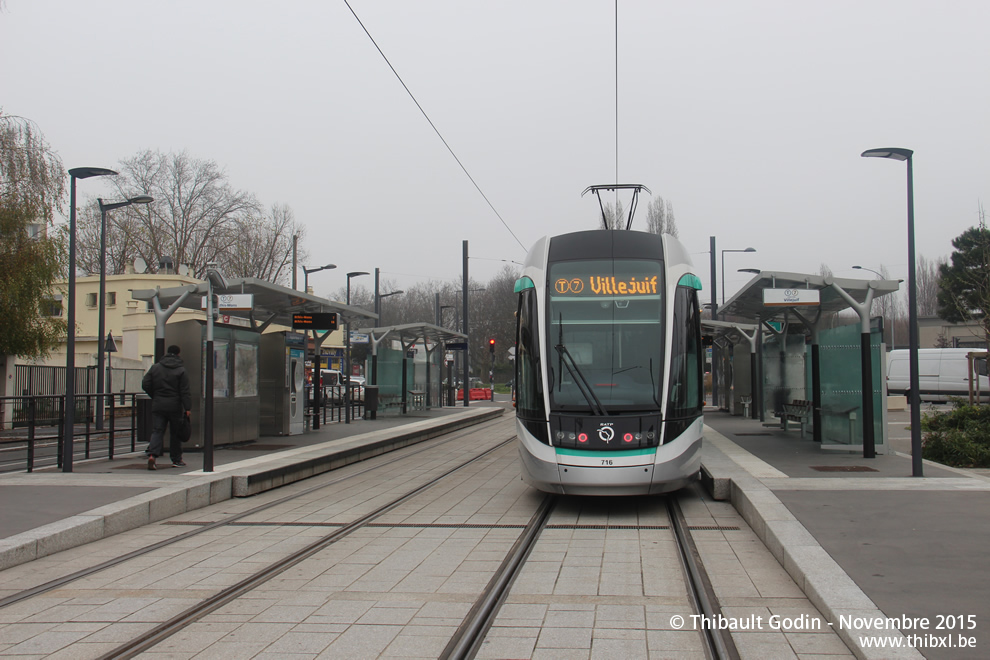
{"left": 320, "top": 370, "right": 345, "bottom": 404}
{"left": 887, "top": 348, "right": 989, "bottom": 402}
{"left": 349, "top": 376, "right": 366, "bottom": 402}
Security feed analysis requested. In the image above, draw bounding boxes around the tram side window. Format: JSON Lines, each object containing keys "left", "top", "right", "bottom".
{"left": 515, "top": 288, "right": 546, "bottom": 422}
{"left": 666, "top": 286, "right": 703, "bottom": 423}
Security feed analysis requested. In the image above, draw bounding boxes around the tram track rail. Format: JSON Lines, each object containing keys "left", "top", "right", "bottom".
{"left": 0, "top": 419, "right": 514, "bottom": 611}
{"left": 4, "top": 418, "right": 744, "bottom": 660}
{"left": 441, "top": 494, "right": 557, "bottom": 660}
{"left": 97, "top": 436, "right": 516, "bottom": 660}
{"left": 439, "top": 490, "right": 741, "bottom": 660}
{"left": 667, "top": 494, "right": 740, "bottom": 660}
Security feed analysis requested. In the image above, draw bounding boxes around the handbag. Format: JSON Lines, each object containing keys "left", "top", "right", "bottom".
{"left": 175, "top": 413, "right": 192, "bottom": 443}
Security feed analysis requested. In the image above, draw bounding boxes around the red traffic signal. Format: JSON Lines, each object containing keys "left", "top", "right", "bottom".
{"left": 489, "top": 338, "right": 495, "bottom": 353}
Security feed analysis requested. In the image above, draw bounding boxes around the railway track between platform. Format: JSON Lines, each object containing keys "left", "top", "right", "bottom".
{"left": 2, "top": 416, "right": 745, "bottom": 659}
{"left": 667, "top": 494, "right": 739, "bottom": 660}
{"left": 0, "top": 418, "right": 514, "bottom": 611}
{"left": 97, "top": 435, "right": 517, "bottom": 659}
{"left": 438, "top": 491, "right": 739, "bottom": 660}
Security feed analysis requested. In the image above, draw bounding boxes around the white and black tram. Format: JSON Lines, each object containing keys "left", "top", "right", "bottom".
{"left": 513, "top": 186, "right": 704, "bottom": 495}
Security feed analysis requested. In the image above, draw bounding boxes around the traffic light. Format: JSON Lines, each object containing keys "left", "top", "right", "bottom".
{"left": 489, "top": 338, "right": 495, "bottom": 354}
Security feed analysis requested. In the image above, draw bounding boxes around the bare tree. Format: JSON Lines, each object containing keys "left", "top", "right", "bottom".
{"left": 78, "top": 150, "right": 261, "bottom": 278}
{"left": 598, "top": 201, "right": 624, "bottom": 230}
{"left": 225, "top": 203, "right": 305, "bottom": 285}
{"left": 645, "top": 195, "right": 678, "bottom": 237}
{"left": 916, "top": 253, "right": 946, "bottom": 317}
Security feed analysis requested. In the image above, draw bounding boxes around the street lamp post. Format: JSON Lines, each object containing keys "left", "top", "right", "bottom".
{"left": 862, "top": 147, "right": 921, "bottom": 477}
{"left": 303, "top": 263, "right": 336, "bottom": 293}
{"left": 345, "top": 271, "right": 369, "bottom": 423}
{"left": 721, "top": 247, "right": 757, "bottom": 305}
{"left": 95, "top": 196, "right": 153, "bottom": 430}
{"left": 62, "top": 167, "right": 117, "bottom": 472}
{"left": 450, "top": 287, "right": 484, "bottom": 405}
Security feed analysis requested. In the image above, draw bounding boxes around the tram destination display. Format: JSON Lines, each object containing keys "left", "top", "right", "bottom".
{"left": 292, "top": 312, "right": 338, "bottom": 330}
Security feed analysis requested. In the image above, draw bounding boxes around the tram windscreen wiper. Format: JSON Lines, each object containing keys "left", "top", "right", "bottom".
{"left": 555, "top": 343, "right": 609, "bottom": 416}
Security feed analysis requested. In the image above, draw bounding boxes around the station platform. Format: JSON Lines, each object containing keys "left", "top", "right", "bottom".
{"left": 701, "top": 408, "right": 990, "bottom": 659}
{"left": 2, "top": 403, "right": 988, "bottom": 658}
{"left": 0, "top": 403, "right": 507, "bottom": 565}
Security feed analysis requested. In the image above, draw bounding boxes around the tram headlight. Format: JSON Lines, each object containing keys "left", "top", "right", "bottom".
{"left": 646, "top": 431, "right": 655, "bottom": 440}
{"left": 556, "top": 431, "right": 565, "bottom": 441}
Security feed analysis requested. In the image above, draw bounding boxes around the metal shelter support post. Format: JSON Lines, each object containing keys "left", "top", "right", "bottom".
{"left": 401, "top": 336, "right": 419, "bottom": 413}
{"left": 204, "top": 292, "right": 215, "bottom": 471}
{"left": 424, "top": 340, "right": 435, "bottom": 408}
{"left": 793, "top": 308, "right": 824, "bottom": 443}
{"left": 310, "top": 330, "right": 333, "bottom": 430}
{"left": 150, "top": 289, "right": 195, "bottom": 363}
{"left": 756, "top": 316, "right": 765, "bottom": 423}
{"left": 736, "top": 327, "right": 759, "bottom": 420}
{"left": 312, "top": 331, "right": 321, "bottom": 430}
{"left": 761, "top": 315, "right": 787, "bottom": 423}
{"left": 830, "top": 280, "right": 877, "bottom": 458}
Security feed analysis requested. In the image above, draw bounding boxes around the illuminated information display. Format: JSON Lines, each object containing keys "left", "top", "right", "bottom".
{"left": 292, "top": 312, "right": 338, "bottom": 330}
{"left": 553, "top": 275, "right": 659, "bottom": 297}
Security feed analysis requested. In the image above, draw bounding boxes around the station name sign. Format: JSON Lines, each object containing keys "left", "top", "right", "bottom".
{"left": 553, "top": 275, "right": 658, "bottom": 297}
{"left": 292, "top": 312, "right": 338, "bottom": 330}
{"left": 200, "top": 294, "right": 254, "bottom": 311}
{"left": 763, "top": 289, "right": 820, "bottom": 307}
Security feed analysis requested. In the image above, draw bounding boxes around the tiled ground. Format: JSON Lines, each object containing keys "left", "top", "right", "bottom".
{"left": 0, "top": 415, "right": 855, "bottom": 659}
{"left": 475, "top": 486, "right": 853, "bottom": 660}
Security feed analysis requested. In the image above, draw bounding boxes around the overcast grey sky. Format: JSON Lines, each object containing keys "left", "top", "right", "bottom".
{"left": 3, "top": 1, "right": 988, "bottom": 302}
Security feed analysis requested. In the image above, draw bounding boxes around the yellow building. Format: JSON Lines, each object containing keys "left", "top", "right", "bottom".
{"left": 40, "top": 272, "right": 203, "bottom": 372}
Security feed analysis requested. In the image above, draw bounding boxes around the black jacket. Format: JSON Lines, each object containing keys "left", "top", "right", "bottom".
{"left": 142, "top": 354, "right": 192, "bottom": 414}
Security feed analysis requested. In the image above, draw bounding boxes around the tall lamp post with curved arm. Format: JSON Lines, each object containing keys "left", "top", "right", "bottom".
{"left": 303, "top": 263, "right": 336, "bottom": 293}
{"left": 721, "top": 247, "right": 757, "bottom": 305}
{"left": 63, "top": 167, "right": 118, "bottom": 472}
{"left": 95, "top": 196, "right": 154, "bottom": 430}
{"left": 861, "top": 147, "right": 921, "bottom": 477}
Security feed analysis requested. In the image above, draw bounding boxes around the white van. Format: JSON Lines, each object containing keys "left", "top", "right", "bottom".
{"left": 320, "top": 369, "right": 343, "bottom": 387}
{"left": 886, "top": 348, "right": 989, "bottom": 402}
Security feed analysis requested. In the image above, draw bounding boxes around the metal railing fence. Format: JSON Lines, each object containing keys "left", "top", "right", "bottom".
{"left": 0, "top": 392, "right": 144, "bottom": 473}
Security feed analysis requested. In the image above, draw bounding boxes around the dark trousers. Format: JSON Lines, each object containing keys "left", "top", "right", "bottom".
{"left": 147, "top": 410, "right": 183, "bottom": 463}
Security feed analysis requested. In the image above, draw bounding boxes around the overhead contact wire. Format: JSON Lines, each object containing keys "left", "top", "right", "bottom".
{"left": 343, "top": 0, "right": 526, "bottom": 251}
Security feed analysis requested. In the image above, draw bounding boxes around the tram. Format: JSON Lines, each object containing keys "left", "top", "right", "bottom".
{"left": 513, "top": 185, "right": 704, "bottom": 495}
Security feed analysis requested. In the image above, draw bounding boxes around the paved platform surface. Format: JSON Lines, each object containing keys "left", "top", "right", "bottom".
{"left": 2, "top": 403, "right": 988, "bottom": 658}
{"left": 0, "top": 403, "right": 507, "bottom": 558}
{"left": 703, "top": 408, "right": 990, "bottom": 660}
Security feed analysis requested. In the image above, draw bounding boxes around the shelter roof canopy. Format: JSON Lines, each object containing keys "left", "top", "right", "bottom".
{"left": 719, "top": 270, "right": 901, "bottom": 321}
{"left": 130, "top": 276, "right": 377, "bottom": 328}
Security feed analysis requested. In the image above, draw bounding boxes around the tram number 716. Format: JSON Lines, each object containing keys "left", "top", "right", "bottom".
{"left": 601, "top": 459, "right": 613, "bottom": 466}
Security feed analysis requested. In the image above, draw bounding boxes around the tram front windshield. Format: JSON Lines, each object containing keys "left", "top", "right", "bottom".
{"left": 548, "top": 259, "right": 664, "bottom": 412}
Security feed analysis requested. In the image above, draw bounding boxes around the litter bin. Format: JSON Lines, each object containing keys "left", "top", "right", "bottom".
{"left": 136, "top": 394, "right": 153, "bottom": 447}
{"left": 364, "top": 385, "right": 379, "bottom": 420}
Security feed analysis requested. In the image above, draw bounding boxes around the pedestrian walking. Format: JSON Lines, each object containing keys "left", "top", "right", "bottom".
{"left": 142, "top": 344, "right": 192, "bottom": 470}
